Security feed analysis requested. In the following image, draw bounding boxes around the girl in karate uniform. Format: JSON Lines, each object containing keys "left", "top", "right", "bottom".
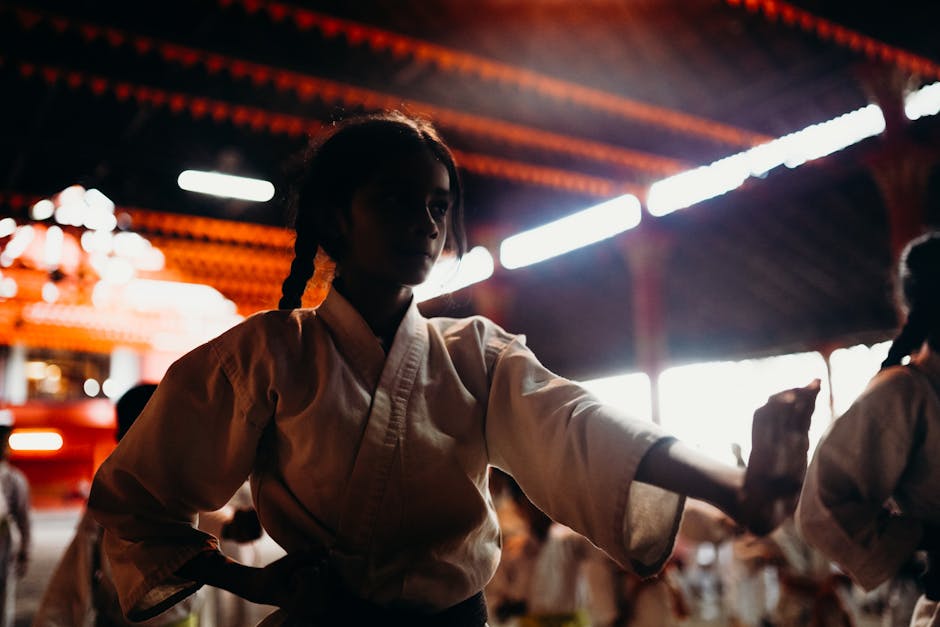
{"left": 798, "top": 232, "right": 940, "bottom": 627}
{"left": 89, "top": 111, "right": 818, "bottom": 626}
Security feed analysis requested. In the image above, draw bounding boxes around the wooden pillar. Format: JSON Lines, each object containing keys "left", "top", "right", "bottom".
{"left": 617, "top": 223, "right": 674, "bottom": 424}
{"left": 816, "top": 341, "right": 840, "bottom": 423}
{"left": 867, "top": 147, "right": 936, "bottom": 258}
{"left": 857, "top": 64, "right": 940, "bottom": 258}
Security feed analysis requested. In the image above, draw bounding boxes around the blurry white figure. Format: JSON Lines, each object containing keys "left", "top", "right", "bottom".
{"left": 0, "top": 410, "right": 30, "bottom": 627}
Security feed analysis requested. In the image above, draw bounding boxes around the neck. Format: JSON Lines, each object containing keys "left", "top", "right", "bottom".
{"left": 333, "top": 276, "right": 412, "bottom": 342}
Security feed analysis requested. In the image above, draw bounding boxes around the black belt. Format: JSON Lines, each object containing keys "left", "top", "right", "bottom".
{"left": 281, "top": 591, "right": 488, "bottom": 627}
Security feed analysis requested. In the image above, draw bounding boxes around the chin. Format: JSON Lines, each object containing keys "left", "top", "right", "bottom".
{"left": 401, "top": 273, "right": 432, "bottom": 288}
{"left": 396, "top": 263, "right": 435, "bottom": 287}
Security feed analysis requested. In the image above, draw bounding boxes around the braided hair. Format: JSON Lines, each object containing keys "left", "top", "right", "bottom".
{"left": 278, "top": 111, "right": 466, "bottom": 310}
{"left": 880, "top": 231, "right": 940, "bottom": 369}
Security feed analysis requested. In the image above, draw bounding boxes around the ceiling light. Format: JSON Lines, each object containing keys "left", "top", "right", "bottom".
{"left": 648, "top": 104, "right": 885, "bottom": 216}
{"left": 177, "top": 170, "right": 275, "bottom": 202}
{"left": 499, "top": 194, "right": 641, "bottom": 269}
{"left": 905, "top": 81, "right": 940, "bottom": 120}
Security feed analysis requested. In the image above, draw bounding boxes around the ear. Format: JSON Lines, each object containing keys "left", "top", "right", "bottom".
{"left": 320, "top": 206, "right": 348, "bottom": 261}
{"left": 333, "top": 206, "right": 351, "bottom": 238}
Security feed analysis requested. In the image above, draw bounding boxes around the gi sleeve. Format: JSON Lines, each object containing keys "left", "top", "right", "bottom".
{"left": 484, "top": 336, "right": 685, "bottom": 576}
{"left": 88, "top": 330, "right": 275, "bottom": 620}
{"left": 796, "top": 368, "right": 925, "bottom": 590}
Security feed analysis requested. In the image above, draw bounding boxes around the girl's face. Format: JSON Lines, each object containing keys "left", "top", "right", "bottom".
{"left": 340, "top": 147, "right": 452, "bottom": 289}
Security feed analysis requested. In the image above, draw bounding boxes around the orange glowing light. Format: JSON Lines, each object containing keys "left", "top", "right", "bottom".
{"left": 9, "top": 429, "right": 64, "bottom": 452}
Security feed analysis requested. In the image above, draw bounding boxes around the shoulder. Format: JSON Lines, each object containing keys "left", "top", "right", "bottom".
{"left": 216, "top": 308, "right": 319, "bottom": 342}
{"left": 0, "top": 463, "right": 27, "bottom": 492}
{"left": 824, "top": 365, "right": 931, "bottom": 445}
{"left": 427, "top": 314, "right": 522, "bottom": 357}
{"left": 208, "top": 308, "right": 323, "bottom": 357}
{"left": 164, "top": 308, "right": 325, "bottom": 390}
{"left": 857, "top": 365, "right": 930, "bottom": 407}
{"left": 0, "top": 462, "right": 24, "bottom": 480}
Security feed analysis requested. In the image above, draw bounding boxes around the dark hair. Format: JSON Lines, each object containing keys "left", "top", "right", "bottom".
{"left": 116, "top": 383, "right": 158, "bottom": 441}
{"left": 881, "top": 231, "right": 940, "bottom": 369}
{"left": 278, "top": 111, "right": 466, "bottom": 310}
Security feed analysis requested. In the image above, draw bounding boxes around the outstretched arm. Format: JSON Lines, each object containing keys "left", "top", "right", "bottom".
{"left": 636, "top": 380, "right": 820, "bottom": 536}
{"left": 635, "top": 439, "right": 744, "bottom": 524}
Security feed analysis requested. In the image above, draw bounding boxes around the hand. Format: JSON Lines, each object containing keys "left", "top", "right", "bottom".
{"left": 738, "top": 379, "right": 821, "bottom": 535}
{"left": 221, "top": 508, "right": 263, "bottom": 543}
{"left": 252, "top": 551, "right": 333, "bottom": 618}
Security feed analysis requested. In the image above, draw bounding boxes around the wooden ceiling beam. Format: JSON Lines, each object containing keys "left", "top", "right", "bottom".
{"left": 725, "top": 0, "right": 940, "bottom": 81}
{"left": 6, "top": 56, "right": 639, "bottom": 197}
{"left": 5, "top": 6, "right": 686, "bottom": 176}
{"left": 219, "top": 0, "right": 770, "bottom": 147}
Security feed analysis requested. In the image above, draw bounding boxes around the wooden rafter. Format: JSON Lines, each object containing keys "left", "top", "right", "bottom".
{"left": 5, "top": 57, "right": 639, "bottom": 197}
{"left": 5, "top": 6, "right": 687, "bottom": 177}
{"left": 220, "top": 0, "right": 771, "bottom": 146}
{"left": 725, "top": 0, "right": 940, "bottom": 81}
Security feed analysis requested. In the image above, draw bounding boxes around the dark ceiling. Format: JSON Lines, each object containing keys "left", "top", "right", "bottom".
{"left": 3, "top": 0, "right": 940, "bottom": 378}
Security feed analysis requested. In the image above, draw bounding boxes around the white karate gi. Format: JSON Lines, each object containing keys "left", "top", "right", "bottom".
{"left": 88, "top": 289, "right": 684, "bottom": 621}
{"left": 0, "top": 460, "right": 29, "bottom": 627}
{"left": 797, "top": 344, "right": 940, "bottom": 626}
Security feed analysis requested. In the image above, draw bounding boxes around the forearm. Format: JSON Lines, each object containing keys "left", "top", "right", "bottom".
{"left": 635, "top": 438, "right": 743, "bottom": 524}
{"left": 175, "top": 551, "right": 265, "bottom": 604}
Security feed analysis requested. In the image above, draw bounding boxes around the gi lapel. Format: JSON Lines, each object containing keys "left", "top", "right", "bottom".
{"left": 330, "top": 295, "right": 428, "bottom": 583}
{"left": 315, "top": 289, "right": 386, "bottom": 392}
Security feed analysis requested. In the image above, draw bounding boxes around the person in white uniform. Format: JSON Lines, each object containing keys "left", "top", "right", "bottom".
{"left": 87, "top": 111, "right": 819, "bottom": 626}
{"left": 0, "top": 410, "right": 29, "bottom": 627}
{"left": 798, "top": 231, "right": 940, "bottom": 627}
{"left": 33, "top": 384, "right": 202, "bottom": 627}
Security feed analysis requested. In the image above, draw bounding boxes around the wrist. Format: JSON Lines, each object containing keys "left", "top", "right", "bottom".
{"left": 177, "top": 551, "right": 264, "bottom": 603}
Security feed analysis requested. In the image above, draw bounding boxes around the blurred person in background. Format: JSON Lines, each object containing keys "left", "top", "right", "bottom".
{"left": 487, "top": 476, "right": 621, "bottom": 627}
{"left": 674, "top": 499, "right": 738, "bottom": 625}
{"left": 34, "top": 384, "right": 266, "bottom": 627}
{"left": 33, "top": 384, "right": 202, "bottom": 627}
{"left": 768, "top": 517, "right": 854, "bottom": 626}
{"left": 619, "top": 558, "right": 690, "bottom": 627}
{"left": 798, "top": 231, "right": 940, "bottom": 627}
{"left": 0, "top": 409, "right": 30, "bottom": 627}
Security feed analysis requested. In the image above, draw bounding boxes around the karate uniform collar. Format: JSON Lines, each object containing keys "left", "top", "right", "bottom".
{"left": 315, "top": 287, "right": 426, "bottom": 391}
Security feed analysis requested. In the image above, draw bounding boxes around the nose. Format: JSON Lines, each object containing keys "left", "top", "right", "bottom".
{"left": 411, "top": 204, "right": 440, "bottom": 240}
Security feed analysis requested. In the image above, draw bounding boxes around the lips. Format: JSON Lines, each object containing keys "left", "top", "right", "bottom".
{"left": 397, "top": 249, "right": 432, "bottom": 258}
